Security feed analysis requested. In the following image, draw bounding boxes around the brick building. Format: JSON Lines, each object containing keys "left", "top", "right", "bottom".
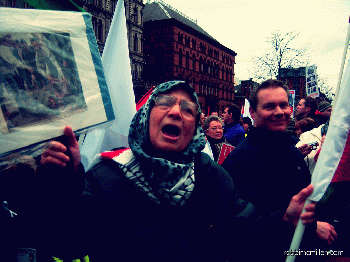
{"left": 143, "top": 0, "right": 237, "bottom": 115}
{"left": 234, "top": 78, "right": 259, "bottom": 109}
{"left": 279, "top": 67, "right": 306, "bottom": 102}
{"left": 2, "top": 0, "right": 238, "bottom": 108}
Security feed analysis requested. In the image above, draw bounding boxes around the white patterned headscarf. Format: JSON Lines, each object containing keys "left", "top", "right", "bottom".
{"left": 127, "top": 80, "right": 206, "bottom": 206}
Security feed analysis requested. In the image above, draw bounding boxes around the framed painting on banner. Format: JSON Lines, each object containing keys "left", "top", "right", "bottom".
{"left": 0, "top": 8, "right": 114, "bottom": 156}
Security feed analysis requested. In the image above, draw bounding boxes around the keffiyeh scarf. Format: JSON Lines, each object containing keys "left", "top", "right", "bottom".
{"left": 110, "top": 81, "right": 206, "bottom": 206}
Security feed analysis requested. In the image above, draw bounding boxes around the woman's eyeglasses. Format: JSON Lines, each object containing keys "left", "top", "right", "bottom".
{"left": 208, "top": 127, "right": 223, "bottom": 131}
{"left": 154, "top": 95, "right": 198, "bottom": 118}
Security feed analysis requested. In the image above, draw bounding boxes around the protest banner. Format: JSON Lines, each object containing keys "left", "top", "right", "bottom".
{"left": 0, "top": 7, "right": 114, "bottom": 156}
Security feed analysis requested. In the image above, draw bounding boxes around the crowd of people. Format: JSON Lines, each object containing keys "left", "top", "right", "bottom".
{"left": 1, "top": 79, "right": 349, "bottom": 262}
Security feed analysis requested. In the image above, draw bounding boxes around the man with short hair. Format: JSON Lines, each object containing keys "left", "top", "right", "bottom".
{"left": 315, "top": 100, "right": 332, "bottom": 126}
{"left": 242, "top": 117, "right": 252, "bottom": 133}
{"left": 295, "top": 96, "right": 317, "bottom": 121}
{"left": 318, "top": 101, "right": 332, "bottom": 118}
{"left": 221, "top": 103, "right": 245, "bottom": 146}
{"left": 222, "top": 79, "right": 333, "bottom": 261}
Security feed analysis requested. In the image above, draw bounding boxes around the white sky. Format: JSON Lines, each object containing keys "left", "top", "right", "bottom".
{"left": 148, "top": 0, "right": 350, "bottom": 90}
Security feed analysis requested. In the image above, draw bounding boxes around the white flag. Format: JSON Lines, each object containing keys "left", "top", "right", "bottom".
{"left": 242, "top": 98, "right": 254, "bottom": 124}
{"left": 80, "top": 0, "right": 136, "bottom": 170}
{"left": 309, "top": 58, "right": 350, "bottom": 201}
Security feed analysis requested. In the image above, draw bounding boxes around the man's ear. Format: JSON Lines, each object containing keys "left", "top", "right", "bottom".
{"left": 249, "top": 107, "right": 255, "bottom": 120}
{"left": 205, "top": 129, "right": 209, "bottom": 136}
{"left": 305, "top": 106, "right": 311, "bottom": 114}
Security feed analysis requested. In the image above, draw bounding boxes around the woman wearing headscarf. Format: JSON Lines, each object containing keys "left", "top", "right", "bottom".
{"left": 41, "top": 81, "right": 316, "bottom": 262}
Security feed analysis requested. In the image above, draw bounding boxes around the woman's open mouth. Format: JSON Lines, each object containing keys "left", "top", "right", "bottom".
{"left": 162, "top": 124, "right": 181, "bottom": 138}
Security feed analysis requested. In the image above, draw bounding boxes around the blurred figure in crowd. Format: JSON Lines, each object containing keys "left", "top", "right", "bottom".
{"left": 203, "top": 115, "right": 234, "bottom": 163}
{"left": 222, "top": 103, "right": 245, "bottom": 146}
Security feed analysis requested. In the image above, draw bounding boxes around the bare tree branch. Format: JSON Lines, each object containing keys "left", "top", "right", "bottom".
{"left": 253, "top": 30, "right": 309, "bottom": 81}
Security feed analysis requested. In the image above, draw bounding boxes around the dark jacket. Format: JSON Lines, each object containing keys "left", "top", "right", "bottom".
{"left": 206, "top": 136, "right": 233, "bottom": 163}
{"left": 222, "top": 127, "right": 315, "bottom": 261}
{"left": 1, "top": 158, "right": 86, "bottom": 261}
{"left": 223, "top": 122, "right": 245, "bottom": 147}
{"left": 83, "top": 152, "right": 256, "bottom": 262}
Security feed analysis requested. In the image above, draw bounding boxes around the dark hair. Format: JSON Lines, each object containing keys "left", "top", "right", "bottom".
{"left": 242, "top": 117, "right": 252, "bottom": 126}
{"left": 295, "top": 117, "right": 316, "bottom": 133}
{"left": 249, "top": 79, "right": 289, "bottom": 111}
{"left": 225, "top": 103, "right": 241, "bottom": 123}
{"left": 203, "top": 115, "right": 223, "bottom": 130}
{"left": 303, "top": 96, "right": 317, "bottom": 116}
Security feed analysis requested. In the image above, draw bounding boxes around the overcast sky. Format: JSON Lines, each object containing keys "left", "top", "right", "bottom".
{"left": 149, "top": 0, "right": 350, "bottom": 90}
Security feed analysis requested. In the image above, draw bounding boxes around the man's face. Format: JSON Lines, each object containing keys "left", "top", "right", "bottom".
{"left": 296, "top": 99, "right": 308, "bottom": 115}
{"left": 200, "top": 113, "right": 205, "bottom": 127}
{"left": 322, "top": 107, "right": 332, "bottom": 118}
{"left": 250, "top": 87, "right": 291, "bottom": 132}
{"left": 242, "top": 123, "right": 249, "bottom": 132}
{"left": 222, "top": 107, "right": 231, "bottom": 124}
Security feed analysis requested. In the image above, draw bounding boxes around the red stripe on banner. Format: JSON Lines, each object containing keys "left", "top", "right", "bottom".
{"left": 332, "top": 131, "right": 350, "bottom": 182}
{"left": 136, "top": 87, "right": 154, "bottom": 111}
{"left": 101, "top": 148, "right": 129, "bottom": 159}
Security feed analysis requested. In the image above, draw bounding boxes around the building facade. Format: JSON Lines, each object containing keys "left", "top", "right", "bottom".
{"left": 2, "top": 0, "right": 238, "bottom": 109}
{"left": 234, "top": 78, "right": 258, "bottom": 109}
{"left": 1, "top": 0, "right": 145, "bottom": 100}
{"left": 143, "top": 0, "right": 236, "bottom": 115}
{"left": 279, "top": 67, "right": 306, "bottom": 102}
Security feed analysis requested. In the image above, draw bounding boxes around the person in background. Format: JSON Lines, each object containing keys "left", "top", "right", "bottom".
{"left": 41, "top": 80, "right": 316, "bottom": 262}
{"left": 295, "top": 96, "right": 317, "bottom": 122}
{"left": 203, "top": 115, "right": 233, "bottom": 163}
{"left": 318, "top": 101, "right": 332, "bottom": 118}
{"left": 222, "top": 79, "right": 331, "bottom": 261}
{"left": 295, "top": 117, "right": 317, "bottom": 138}
{"left": 199, "top": 112, "right": 205, "bottom": 128}
{"left": 222, "top": 103, "right": 245, "bottom": 146}
{"left": 296, "top": 120, "right": 329, "bottom": 175}
{"left": 199, "top": 113, "right": 214, "bottom": 160}
{"left": 1, "top": 145, "right": 88, "bottom": 261}
{"left": 315, "top": 100, "right": 332, "bottom": 126}
{"left": 242, "top": 116, "right": 252, "bottom": 135}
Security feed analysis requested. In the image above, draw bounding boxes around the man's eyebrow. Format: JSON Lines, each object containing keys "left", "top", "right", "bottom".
{"left": 262, "top": 102, "right": 276, "bottom": 107}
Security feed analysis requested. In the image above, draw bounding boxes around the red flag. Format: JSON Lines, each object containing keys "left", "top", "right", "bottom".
{"left": 331, "top": 130, "right": 350, "bottom": 183}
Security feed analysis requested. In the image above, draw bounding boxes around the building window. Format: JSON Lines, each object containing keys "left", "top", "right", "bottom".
{"left": 133, "top": 6, "right": 138, "bottom": 24}
{"left": 208, "top": 47, "right": 213, "bottom": 57}
{"left": 191, "top": 39, "right": 196, "bottom": 50}
{"left": 134, "top": 34, "right": 138, "bottom": 53}
{"left": 92, "top": 16, "right": 98, "bottom": 40}
{"left": 186, "top": 51, "right": 190, "bottom": 69}
{"left": 6, "top": 0, "right": 15, "bottom": 7}
{"left": 192, "top": 54, "right": 196, "bottom": 71}
{"left": 185, "top": 36, "right": 190, "bottom": 47}
{"left": 178, "top": 32, "right": 183, "bottom": 44}
{"left": 97, "top": 19, "right": 103, "bottom": 42}
{"left": 179, "top": 49, "right": 183, "bottom": 67}
{"left": 94, "top": 0, "right": 102, "bottom": 7}
{"left": 110, "top": 0, "right": 116, "bottom": 12}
